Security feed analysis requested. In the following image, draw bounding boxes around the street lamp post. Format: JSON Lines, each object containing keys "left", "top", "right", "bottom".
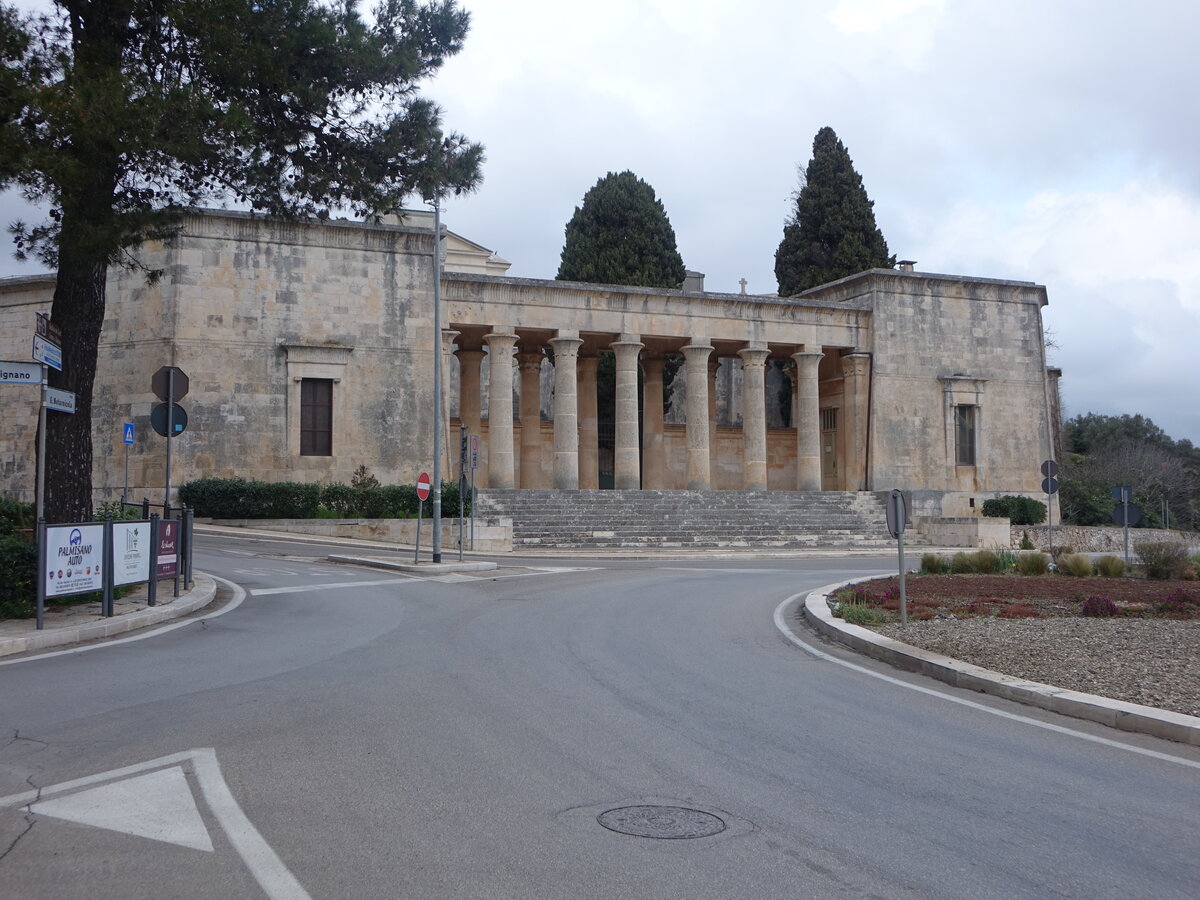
{"left": 430, "top": 197, "right": 443, "bottom": 563}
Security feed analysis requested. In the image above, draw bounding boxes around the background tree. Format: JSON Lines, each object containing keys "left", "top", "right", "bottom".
{"left": 1, "top": 0, "right": 483, "bottom": 522}
{"left": 1058, "top": 413, "right": 1198, "bottom": 529}
{"left": 775, "top": 126, "right": 893, "bottom": 295}
{"left": 556, "top": 170, "right": 685, "bottom": 288}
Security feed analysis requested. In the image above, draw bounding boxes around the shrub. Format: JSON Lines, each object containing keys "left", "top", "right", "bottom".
{"left": 971, "top": 549, "right": 1000, "bottom": 574}
{"left": 1081, "top": 595, "right": 1119, "bottom": 617}
{"left": 949, "top": 552, "right": 973, "bottom": 574}
{"left": 319, "top": 483, "right": 358, "bottom": 517}
{"left": 839, "top": 603, "right": 889, "bottom": 626}
{"left": 992, "top": 547, "right": 1017, "bottom": 573}
{"left": 1093, "top": 555, "right": 1126, "bottom": 578}
{"left": 1016, "top": 552, "right": 1050, "bottom": 576}
{"left": 1136, "top": 540, "right": 1190, "bottom": 581}
{"left": 1019, "top": 531, "right": 1035, "bottom": 550}
{"left": 920, "top": 553, "right": 950, "bottom": 574}
{"left": 180, "top": 476, "right": 466, "bottom": 520}
{"left": 1155, "top": 589, "right": 1196, "bottom": 617}
{"left": 981, "top": 495, "right": 1047, "bottom": 525}
{"left": 0, "top": 496, "right": 34, "bottom": 537}
{"left": 1057, "top": 554, "right": 1093, "bottom": 577}
{"left": 0, "top": 535, "right": 38, "bottom": 618}
{"left": 998, "top": 603, "right": 1040, "bottom": 618}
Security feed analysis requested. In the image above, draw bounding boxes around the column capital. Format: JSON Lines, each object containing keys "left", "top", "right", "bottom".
{"left": 841, "top": 351, "right": 870, "bottom": 378}
{"left": 484, "top": 330, "right": 518, "bottom": 350}
{"left": 455, "top": 347, "right": 485, "bottom": 362}
{"left": 549, "top": 334, "right": 583, "bottom": 359}
{"left": 738, "top": 346, "right": 771, "bottom": 369}
{"left": 516, "top": 351, "right": 544, "bottom": 375}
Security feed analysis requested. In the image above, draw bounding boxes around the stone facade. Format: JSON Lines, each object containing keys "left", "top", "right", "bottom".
{"left": 1, "top": 209, "right": 1056, "bottom": 518}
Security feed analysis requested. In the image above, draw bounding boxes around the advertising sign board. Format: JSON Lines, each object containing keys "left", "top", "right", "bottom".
{"left": 112, "top": 521, "right": 151, "bottom": 586}
{"left": 45, "top": 524, "right": 104, "bottom": 597}
{"left": 157, "top": 520, "right": 179, "bottom": 578}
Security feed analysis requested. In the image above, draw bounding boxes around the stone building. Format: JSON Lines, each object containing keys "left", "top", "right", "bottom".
{"left": 0, "top": 209, "right": 1058, "bottom": 523}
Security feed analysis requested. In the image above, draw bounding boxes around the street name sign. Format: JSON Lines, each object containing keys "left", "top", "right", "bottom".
{"left": 44, "top": 387, "right": 76, "bottom": 413}
{"left": 0, "top": 360, "right": 42, "bottom": 384}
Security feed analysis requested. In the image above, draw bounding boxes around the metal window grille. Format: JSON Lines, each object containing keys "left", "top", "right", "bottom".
{"left": 300, "top": 378, "right": 333, "bottom": 456}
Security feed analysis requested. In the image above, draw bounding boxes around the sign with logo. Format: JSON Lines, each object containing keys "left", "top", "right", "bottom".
{"left": 123, "top": 423, "right": 135, "bottom": 445}
{"left": 45, "top": 524, "right": 104, "bottom": 597}
{"left": 32, "top": 335, "right": 63, "bottom": 370}
{"left": 112, "top": 521, "right": 151, "bottom": 586}
{"left": 35, "top": 312, "right": 62, "bottom": 346}
{"left": 43, "top": 387, "right": 76, "bottom": 413}
{"left": 156, "top": 521, "right": 179, "bottom": 579}
{"left": 0, "top": 360, "right": 42, "bottom": 384}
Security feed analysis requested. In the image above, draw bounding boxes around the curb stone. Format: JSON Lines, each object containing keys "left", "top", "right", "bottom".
{"left": 0, "top": 573, "right": 218, "bottom": 659}
{"left": 802, "top": 580, "right": 1200, "bottom": 747}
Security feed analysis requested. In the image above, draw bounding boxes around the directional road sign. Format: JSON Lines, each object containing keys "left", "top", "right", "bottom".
{"left": 35, "top": 312, "right": 62, "bottom": 346}
{"left": 32, "top": 335, "right": 62, "bottom": 370}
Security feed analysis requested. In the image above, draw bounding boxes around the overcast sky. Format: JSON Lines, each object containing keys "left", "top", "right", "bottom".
{"left": 3, "top": 0, "right": 1198, "bottom": 445}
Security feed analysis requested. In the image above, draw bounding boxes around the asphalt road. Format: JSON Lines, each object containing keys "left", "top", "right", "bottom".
{"left": 2, "top": 534, "right": 1198, "bottom": 899}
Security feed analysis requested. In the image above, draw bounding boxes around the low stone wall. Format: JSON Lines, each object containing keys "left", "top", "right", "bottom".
{"left": 916, "top": 516, "right": 1012, "bottom": 548}
{"left": 1010, "top": 524, "right": 1198, "bottom": 553}
{"left": 208, "top": 517, "right": 512, "bottom": 553}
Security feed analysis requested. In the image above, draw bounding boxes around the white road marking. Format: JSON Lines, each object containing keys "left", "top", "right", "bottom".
{"left": 0, "top": 575, "right": 247, "bottom": 667}
{"left": 251, "top": 577, "right": 417, "bottom": 596}
{"left": 774, "top": 589, "right": 1200, "bottom": 771}
{"left": 1, "top": 748, "right": 311, "bottom": 899}
{"left": 30, "top": 766, "right": 213, "bottom": 851}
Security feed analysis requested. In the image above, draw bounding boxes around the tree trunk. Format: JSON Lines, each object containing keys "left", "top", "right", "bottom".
{"left": 44, "top": 240, "right": 109, "bottom": 523}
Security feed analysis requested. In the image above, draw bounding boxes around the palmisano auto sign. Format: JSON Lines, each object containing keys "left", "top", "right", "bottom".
{"left": 45, "top": 524, "right": 104, "bottom": 597}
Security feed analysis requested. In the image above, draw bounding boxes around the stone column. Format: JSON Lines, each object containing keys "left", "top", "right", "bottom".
{"left": 456, "top": 348, "right": 485, "bottom": 486}
{"left": 484, "top": 331, "right": 517, "bottom": 489}
{"left": 441, "top": 329, "right": 460, "bottom": 479}
{"left": 738, "top": 345, "right": 770, "bottom": 491}
{"left": 611, "top": 335, "right": 644, "bottom": 490}
{"left": 682, "top": 340, "right": 714, "bottom": 490}
{"left": 841, "top": 352, "right": 872, "bottom": 491}
{"left": 792, "top": 349, "right": 823, "bottom": 491}
{"left": 576, "top": 355, "right": 600, "bottom": 489}
{"left": 517, "top": 350, "right": 544, "bottom": 488}
{"left": 641, "top": 357, "right": 667, "bottom": 490}
{"left": 550, "top": 334, "right": 583, "bottom": 490}
{"left": 708, "top": 358, "right": 720, "bottom": 488}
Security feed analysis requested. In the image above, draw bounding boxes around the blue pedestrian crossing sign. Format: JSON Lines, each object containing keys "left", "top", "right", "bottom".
{"left": 123, "top": 423, "right": 135, "bottom": 445}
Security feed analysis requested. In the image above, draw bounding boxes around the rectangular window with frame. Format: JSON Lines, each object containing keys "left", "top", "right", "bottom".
{"left": 955, "top": 404, "right": 977, "bottom": 466}
{"left": 300, "top": 378, "right": 333, "bottom": 456}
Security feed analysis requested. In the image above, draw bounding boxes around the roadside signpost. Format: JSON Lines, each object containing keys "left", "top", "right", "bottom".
{"left": 469, "top": 434, "right": 479, "bottom": 550}
{"left": 1041, "top": 459, "right": 1059, "bottom": 555}
{"left": 1111, "top": 486, "right": 1140, "bottom": 567}
{"left": 886, "top": 489, "right": 908, "bottom": 624}
{"left": 152, "top": 366, "right": 189, "bottom": 514}
{"left": 414, "top": 472, "right": 431, "bottom": 563}
{"left": 122, "top": 424, "right": 135, "bottom": 501}
{"left": 30, "top": 313, "right": 65, "bottom": 522}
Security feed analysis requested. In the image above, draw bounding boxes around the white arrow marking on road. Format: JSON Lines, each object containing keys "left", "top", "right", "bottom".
{"left": 1, "top": 748, "right": 311, "bottom": 899}
{"left": 29, "top": 766, "right": 214, "bottom": 851}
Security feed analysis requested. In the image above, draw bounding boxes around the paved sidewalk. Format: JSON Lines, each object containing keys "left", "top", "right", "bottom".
{"left": 0, "top": 573, "right": 217, "bottom": 659}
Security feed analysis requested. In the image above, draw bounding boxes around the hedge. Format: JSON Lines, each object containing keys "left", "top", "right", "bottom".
{"left": 179, "top": 477, "right": 471, "bottom": 520}
{"left": 981, "top": 495, "right": 1047, "bottom": 525}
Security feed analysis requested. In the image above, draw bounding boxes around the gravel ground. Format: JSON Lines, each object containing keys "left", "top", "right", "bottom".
{"left": 876, "top": 617, "right": 1200, "bottom": 718}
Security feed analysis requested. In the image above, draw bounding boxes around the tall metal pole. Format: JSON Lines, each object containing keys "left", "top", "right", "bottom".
{"left": 165, "top": 367, "right": 174, "bottom": 516}
{"left": 431, "top": 198, "right": 443, "bottom": 563}
{"left": 36, "top": 363, "right": 47, "bottom": 522}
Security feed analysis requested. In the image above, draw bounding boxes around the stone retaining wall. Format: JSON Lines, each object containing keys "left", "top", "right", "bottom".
{"left": 209, "top": 517, "right": 512, "bottom": 553}
{"left": 1010, "top": 524, "right": 1198, "bottom": 553}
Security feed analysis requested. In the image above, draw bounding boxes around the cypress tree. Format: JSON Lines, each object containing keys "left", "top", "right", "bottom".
{"left": 775, "top": 127, "right": 893, "bottom": 295}
{"left": 556, "top": 171, "right": 686, "bottom": 288}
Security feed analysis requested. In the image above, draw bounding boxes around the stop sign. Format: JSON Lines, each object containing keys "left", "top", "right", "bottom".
{"left": 416, "top": 472, "right": 431, "bottom": 501}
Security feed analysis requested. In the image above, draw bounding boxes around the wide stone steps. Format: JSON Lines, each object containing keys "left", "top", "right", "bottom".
{"left": 476, "top": 489, "right": 915, "bottom": 550}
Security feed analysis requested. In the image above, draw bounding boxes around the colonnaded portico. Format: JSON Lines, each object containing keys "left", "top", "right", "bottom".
{"left": 442, "top": 272, "right": 874, "bottom": 494}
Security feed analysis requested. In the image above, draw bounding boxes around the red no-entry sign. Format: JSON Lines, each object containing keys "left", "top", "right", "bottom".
{"left": 416, "top": 472, "right": 431, "bottom": 501}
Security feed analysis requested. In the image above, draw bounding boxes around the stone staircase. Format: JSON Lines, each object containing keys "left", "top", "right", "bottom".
{"left": 475, "top": 489, "right": 915, "bottom": 551}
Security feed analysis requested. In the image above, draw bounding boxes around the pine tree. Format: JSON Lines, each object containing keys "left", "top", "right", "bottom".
{"left": 556, "top": 171, "right": 685, "bottom": 288}
{"left": 775, "top": 127, "right": 893, "bottom": 296}
{"left": 1, "top": 0, "right": 483, "bottom": 522}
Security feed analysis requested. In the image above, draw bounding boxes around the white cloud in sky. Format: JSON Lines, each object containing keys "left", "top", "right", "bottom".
{"left": 1, "top": 0, "right": 1198, "bottom": 443}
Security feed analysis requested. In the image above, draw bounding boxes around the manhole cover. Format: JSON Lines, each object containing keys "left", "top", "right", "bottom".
{"left": 597, "top": 805, "right": 726, "bottom": 839}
